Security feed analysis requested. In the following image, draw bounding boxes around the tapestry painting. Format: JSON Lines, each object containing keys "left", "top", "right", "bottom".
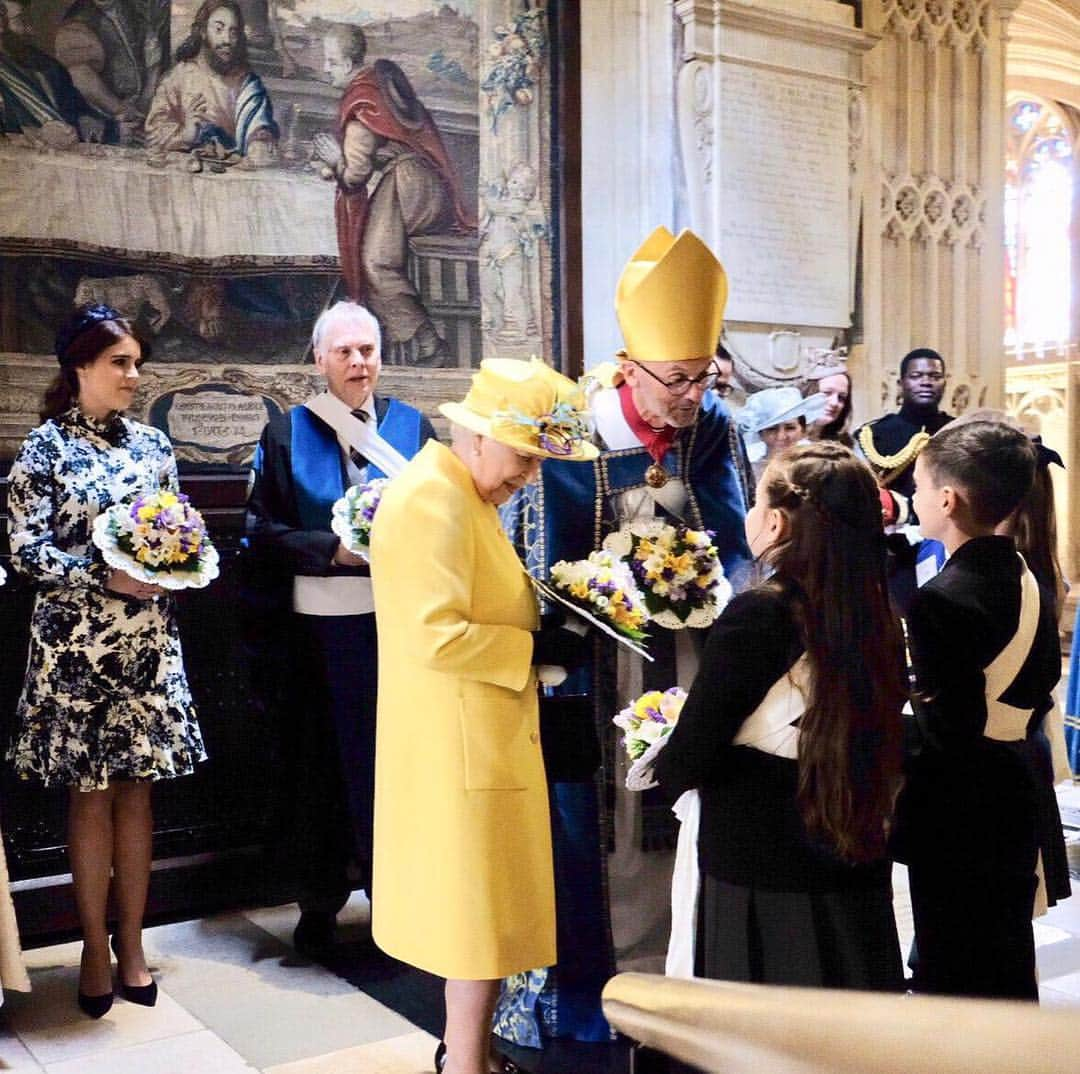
{"left": 0, "top": 0, "right": 559, "bottom": 466}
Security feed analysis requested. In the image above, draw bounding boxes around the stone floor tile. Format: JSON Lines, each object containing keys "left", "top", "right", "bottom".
{"left": 141, "top": 914, "right": 413, "bottom": 1069}
{"left": 42, "top": 1028, "right": 254, "bottom": 1074}
{"left": 1039, "top": 984, "right": 1079, "bottom": 1007}
{"left": 0, "top": 1020, "right": 42, "bottom": 1071}
{"left": 2, "top": 967, "right": 202, "bottom": 1067}
{"left": 262, "top": 1030, "right": 438, "bottom": 1074}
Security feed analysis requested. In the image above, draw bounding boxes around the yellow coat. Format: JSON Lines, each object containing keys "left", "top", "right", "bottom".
{"left": 369, "top": 440, "right": 555, "bottom": 980}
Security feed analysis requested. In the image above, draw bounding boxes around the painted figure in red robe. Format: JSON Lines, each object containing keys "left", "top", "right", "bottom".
{"left": 314, "top": 25, "right": 475, "bottom": 367}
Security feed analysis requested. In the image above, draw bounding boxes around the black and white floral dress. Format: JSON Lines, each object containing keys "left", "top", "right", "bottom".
{"left": 6, "top": 408, "right": 206, "bottom": 791}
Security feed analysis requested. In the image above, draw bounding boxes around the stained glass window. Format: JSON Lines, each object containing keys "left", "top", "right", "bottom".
{"left": 1004, "top": 98, "right": 1073, "bottom": 351}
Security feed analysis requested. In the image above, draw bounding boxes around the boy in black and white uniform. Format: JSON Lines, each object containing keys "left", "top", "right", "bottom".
{"left": 892, "top": 419, "right": 1062, "bottom": 1000}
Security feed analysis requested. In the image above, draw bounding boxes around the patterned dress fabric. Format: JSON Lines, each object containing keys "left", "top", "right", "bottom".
{"left": 6, "top": 408, "right": 205, "bottom": 790}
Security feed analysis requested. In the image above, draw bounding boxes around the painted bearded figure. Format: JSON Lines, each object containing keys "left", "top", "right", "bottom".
{"left": 144, "top": 0, "right": 277, "bottom": 163}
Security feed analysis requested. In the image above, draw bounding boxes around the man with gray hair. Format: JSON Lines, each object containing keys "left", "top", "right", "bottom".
{"left": 245, "top": 300, "right": 435, "bottom": 951}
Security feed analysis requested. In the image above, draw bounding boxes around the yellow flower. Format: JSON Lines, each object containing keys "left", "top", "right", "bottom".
{"left": 633, "top": 691, "right": 664, "bottom": 720}
{"left": 570, "top": 582, "right": 590, "bottom": 600}
{"left": 668, "top": 552, "right": 693, "bottom": 575}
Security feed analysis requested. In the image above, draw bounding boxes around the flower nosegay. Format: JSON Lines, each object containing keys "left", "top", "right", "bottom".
{"left": 92, "top": 489, "right": 219, "bottom": 590}
{"left": 614, "top": 687, "right": 687, "bottom": 761}
{"left": 604, "top": 519, "right": 730, "bottom": 630}
{"left": 548, "top": 550, "right": 649, "bottom": 642}
{"left": 331, "top": 478, "right": 388, "bottom": 561}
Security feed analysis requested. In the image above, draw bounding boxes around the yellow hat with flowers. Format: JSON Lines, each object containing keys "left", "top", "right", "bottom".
{"left": 615, "top": 226, "right": 728, "bottom": 364}
{"left": 439, "top": 358, "right": 598, "bottom": 461}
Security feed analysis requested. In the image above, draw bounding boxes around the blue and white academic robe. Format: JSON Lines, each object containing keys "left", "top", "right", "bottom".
{"left": 494, "top": 388, "right": 750, "bottom": 1045}
{"left": 245, "top": 394, "right": 435, "bottom": 893}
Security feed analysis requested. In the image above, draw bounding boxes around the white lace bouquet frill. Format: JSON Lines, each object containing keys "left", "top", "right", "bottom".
{"left": 613, "top": 686, "right": 687, "bottom": 790}
{"left": 91, "top": 489, "right": 219, "bottom": 590}
{"left": 603, "top": 518, "right": 730, "bottom": 630}
{"left": 330, "top": 478, "right": 388, "bottom": 561}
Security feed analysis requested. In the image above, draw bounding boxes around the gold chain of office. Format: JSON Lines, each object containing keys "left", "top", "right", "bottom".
{"left": 857, "top": 425, "right": 931, "bottom": 485}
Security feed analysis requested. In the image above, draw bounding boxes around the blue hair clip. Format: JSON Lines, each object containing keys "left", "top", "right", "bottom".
{"left": 55, "top": 303, "right": 123, "bottom": 365}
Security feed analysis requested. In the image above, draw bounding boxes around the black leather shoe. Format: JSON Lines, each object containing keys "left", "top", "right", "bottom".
{"left": 77, "top": 989, "right": 114, "bottom": 1019}
{"left": 293, "top": 910, "right": 337, "bottom": 953}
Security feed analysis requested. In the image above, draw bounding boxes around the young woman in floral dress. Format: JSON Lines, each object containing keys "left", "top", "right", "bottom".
{"left": 7, "top": 305, "right": 205, "bottom": 1017}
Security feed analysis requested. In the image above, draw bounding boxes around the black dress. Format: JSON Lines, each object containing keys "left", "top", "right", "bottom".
{"left": 655, "top": 583, "right": 903, "bottom": 990}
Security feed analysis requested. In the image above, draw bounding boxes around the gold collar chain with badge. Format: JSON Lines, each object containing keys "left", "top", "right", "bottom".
{"left": 857, "top": 424, "right": 931, "bottom": 487}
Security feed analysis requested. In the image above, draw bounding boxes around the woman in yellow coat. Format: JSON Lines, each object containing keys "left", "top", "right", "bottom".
{"left": 370, "top": 359, "right": 596, "bottom": 1074}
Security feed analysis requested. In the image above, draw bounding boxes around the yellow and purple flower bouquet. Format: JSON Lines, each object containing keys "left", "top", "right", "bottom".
{"left": 331, "top": 478, "right": 388, "bottom": 561}
{"left": 613, "top": 686, "right": 687, "bottom": 790}
{"left": 604, "top": 519, "right": 730, "bottom": 630}
{"left": 92, "top": 489, "right": 219, "bottom": 590}
{"left": 548, "top": 550, "right": 649, "bottom": 645}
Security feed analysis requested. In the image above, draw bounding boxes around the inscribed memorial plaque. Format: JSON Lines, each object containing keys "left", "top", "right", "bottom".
{"left": 719, "top": 64, "right": 849, "bottom": 327}
{"left": 151, "top": 387, "right": 281, "bottom": 465}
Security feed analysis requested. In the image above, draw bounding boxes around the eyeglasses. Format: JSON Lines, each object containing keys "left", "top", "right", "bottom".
{"left": 631, "top": 361, "right": 720, "bottom": 397}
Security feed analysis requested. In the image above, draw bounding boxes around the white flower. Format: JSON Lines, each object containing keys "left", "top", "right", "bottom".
{"left": 635, "top": 719, "right": 667, "bottom": 745}
{"left": 659, "top": 690, "right": 686, "bottom": 721}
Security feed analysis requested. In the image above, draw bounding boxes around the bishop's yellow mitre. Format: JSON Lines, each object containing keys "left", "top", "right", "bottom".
{"left": 615, "top": 226, "right": 728, "bottom": 363}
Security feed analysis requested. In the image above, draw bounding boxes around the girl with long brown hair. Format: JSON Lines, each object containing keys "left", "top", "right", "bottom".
{"left": 656, "top": 440, "right": 905, "bottom": 988}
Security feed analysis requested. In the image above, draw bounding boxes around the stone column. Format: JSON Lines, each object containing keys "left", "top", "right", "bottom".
{"left": 579, "top": 0, "right": 678, "bottom": 368}
{"left": 862, "top": 0, "right": 1020, "bottom": 417}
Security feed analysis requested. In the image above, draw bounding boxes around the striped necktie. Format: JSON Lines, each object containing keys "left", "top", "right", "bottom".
{"left": 349, "top": 408, "right": 369, "bottom": 469}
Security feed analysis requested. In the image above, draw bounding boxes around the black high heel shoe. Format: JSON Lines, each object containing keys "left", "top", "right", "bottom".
{"left": 77, "top": 946, "right": 114, "bottom": 1018}
{"left": 77, "top": 988, "right": 114, "bottom": 1019}
{"left": 111, "top": 935, "right": 158, "bottom": 1007}
{"left": 433, "top": 1041, "right": 520, "bottom": 1074}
